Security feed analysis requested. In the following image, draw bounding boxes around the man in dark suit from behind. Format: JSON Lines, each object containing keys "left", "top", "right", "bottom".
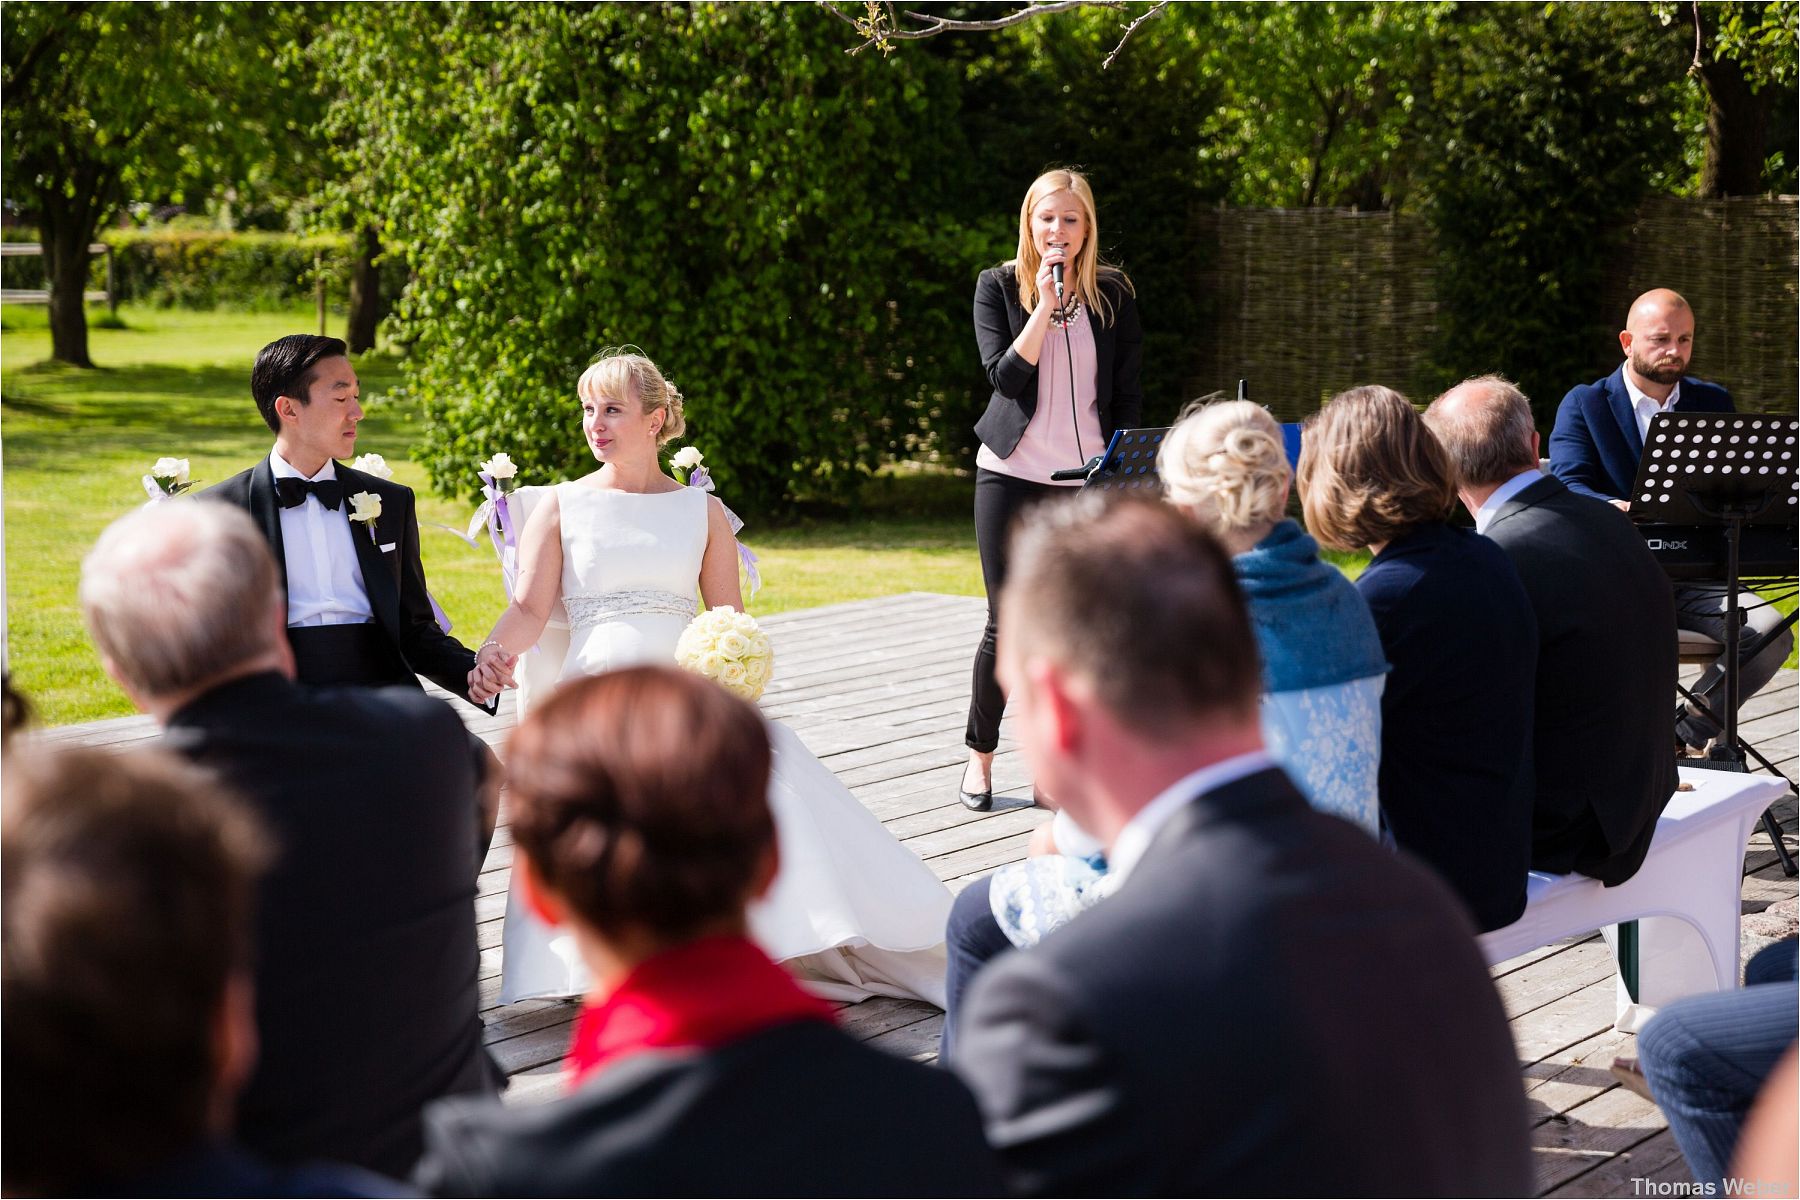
{"left": 1427, "top": 375, "right": 1677, "bottom": 883}
{"left": 204, "top": 334, "right": 510, "bottom": 709}
{"left": 1547, "top": 289, "right": 1792, "bottom": 751}
{"left": 953, "top": 496, "right": 1532, "bottom": 1197}
{"left": 79, "top": 500, "right": 503, "bottom": 1179}
{"left": 2, "top": 745, "right": 396, "bottom": 1197}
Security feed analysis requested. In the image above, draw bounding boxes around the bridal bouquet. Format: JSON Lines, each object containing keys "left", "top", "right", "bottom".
{"left": 675, "top": 607, "right": 774, "bottom": 703}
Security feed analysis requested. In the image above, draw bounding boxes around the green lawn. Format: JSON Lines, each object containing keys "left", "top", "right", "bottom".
{"left": 1, "top": 305, "right": 982, "bottom": 724}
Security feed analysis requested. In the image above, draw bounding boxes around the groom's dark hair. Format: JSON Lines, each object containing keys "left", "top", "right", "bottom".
{"left": 251, "top": 334, "right": 348, "bottom": 433}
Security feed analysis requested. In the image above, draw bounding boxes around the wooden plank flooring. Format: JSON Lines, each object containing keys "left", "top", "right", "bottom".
{"left": 36, "top": 591, "right": 1799, "bottom": 1195}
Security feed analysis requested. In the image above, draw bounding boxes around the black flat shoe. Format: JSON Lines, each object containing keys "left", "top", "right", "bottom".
{"left": 959, "top": 787, "right": 993, "bottom": 812}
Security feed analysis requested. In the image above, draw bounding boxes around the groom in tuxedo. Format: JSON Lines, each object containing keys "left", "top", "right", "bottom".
{"left": 206, "top": 334, "right": 505, "bottom": 709}
{"left": 952, "top": 497, "right": 1532, "bottom": 1196}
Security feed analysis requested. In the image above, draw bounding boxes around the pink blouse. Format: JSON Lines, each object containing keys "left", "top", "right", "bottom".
{"left": 975, "top": 302, "right": 1103, "bottom": 486}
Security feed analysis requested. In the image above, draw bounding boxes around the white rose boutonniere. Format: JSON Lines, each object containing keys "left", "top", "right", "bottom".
{"left": 142, "top": 456, "right": 196, "bottom": 502}
{"left": 348, "top": 491, "right": 383, "bottom": 541}
{"left": 351, "top": 453, "right": 394, "bottom": 480}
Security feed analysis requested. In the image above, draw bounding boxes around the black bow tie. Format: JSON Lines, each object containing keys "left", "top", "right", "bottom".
{"left": 275, "top": 477, "right": 344, "bottom": 511}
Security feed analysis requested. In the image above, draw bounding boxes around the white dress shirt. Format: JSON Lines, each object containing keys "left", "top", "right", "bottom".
{"left": 269, "top": 450, "right": 374, "bottom": 627}
{"left": 1623, "top": 373, "right": 1681, "bottom": 444}
{"left": 1473, "top": 468, "right": 1543, "bottom": 534}
{"left": 1106, "top": 749, "right": 1279, "bottom": 886}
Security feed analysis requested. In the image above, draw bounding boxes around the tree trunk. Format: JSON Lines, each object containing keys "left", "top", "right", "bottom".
{"left": 42, "top": 217, "right": 95, "bottom": 368}
{"left": 345, "top": 223, "right": 382, "bottom": 354}
{"left": 1698, "top": 37, "right": 1773, "bottom": 196}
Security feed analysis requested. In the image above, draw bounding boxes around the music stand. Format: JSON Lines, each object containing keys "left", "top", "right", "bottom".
{"left": 1634, "top": 410, "right": 1800, "bottom": 870}
{"left": 1048, "top": 427, "right": 1172, "bottom": 491}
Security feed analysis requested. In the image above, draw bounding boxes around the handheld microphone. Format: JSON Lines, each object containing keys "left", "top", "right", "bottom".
{"left": 1051, "top": 261, "right": 1064, "bottom": 301}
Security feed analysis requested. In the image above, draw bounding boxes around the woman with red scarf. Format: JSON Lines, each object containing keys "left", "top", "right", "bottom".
{"left": 413, "top": 666, "right": 1000, "bottom": 1196}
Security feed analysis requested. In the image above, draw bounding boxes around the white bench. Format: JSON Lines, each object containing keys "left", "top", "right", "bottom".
{"left": 1478, "top": 766, "right": 1790, "bottom": 1032}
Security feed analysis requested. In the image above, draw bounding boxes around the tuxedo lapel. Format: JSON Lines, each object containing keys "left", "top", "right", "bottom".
{"left": 339, "top": 467, "right": 402, "bottom": 640}
{"left": 247, "top": 460, "right": 289, "bottom": 592}
{"left": 1486, "top": 474, "right": 1562, "bottom": 533}
{"left": 1604, "top": 369, "right": 1643, "bottom": 460}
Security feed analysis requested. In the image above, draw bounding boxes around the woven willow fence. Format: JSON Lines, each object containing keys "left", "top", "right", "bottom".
{"left": 1190, "top": 196, "right": 1798, "bottom": 421}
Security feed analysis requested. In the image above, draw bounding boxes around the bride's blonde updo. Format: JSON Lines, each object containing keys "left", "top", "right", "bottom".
{"left": 1158, "top": 399, "right": 1291, "bottom": 536}
{"left": 577, "top": 348, "right": 687, "bottom": 447}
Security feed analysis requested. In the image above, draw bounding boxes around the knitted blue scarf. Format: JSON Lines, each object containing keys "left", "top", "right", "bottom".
{"left": 1233, "top": 520, "right": 1389, "bottom": 693}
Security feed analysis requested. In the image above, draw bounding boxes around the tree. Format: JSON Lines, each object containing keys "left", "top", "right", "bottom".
{"left": 1, "top": 2, "right": 281, "bottom": 366}
{"left": 320, "top": 3, "right": 988, "bottom": 513}
{"left": 1677, "top": 1, "right": 1799, "bottom": 195}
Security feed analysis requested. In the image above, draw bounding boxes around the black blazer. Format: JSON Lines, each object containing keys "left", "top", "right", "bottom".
{"left": 1356, "top": 522, "right": 1538, "bottom": 932}
{"left": 165, "top": 672, "right": 501, "bottom": 1178}
{"left": 1482, "top": 474, "right": 1677, "bottom": 883}
{"left": 953, "top": 767, "right": 1532, "bottom": 1197}
{"left": 204, "top": 459, "right": 490, "bottom": 710}
{"left": 972, "top": 264, "right": 1143, "bottom": 459}
{"left": 415, "top": 1020, "right": 1004, "bottom": 1197}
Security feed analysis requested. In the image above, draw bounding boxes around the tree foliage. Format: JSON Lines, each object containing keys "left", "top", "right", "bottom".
{"left": 1, "top": 2, "right": 285, "bottom": 365}
{"left": 321, "top": 3, "right": 988, "bottom": 512}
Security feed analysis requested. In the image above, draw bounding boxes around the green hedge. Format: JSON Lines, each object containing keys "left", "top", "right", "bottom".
{"left": 0, "top": 228, "right": 406, "bottom": 312}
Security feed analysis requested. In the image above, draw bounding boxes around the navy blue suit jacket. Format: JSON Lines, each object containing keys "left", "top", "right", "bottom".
{"left": 1548, "top": 366, "right": 1734, "bottom": 502}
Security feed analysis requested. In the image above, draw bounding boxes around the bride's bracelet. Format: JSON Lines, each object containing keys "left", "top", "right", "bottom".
{"left": 477, "top": 639, "right": 507, "bottom": 659}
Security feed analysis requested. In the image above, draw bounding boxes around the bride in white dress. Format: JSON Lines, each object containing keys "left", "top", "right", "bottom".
{"left": 475, "top": 350, "right": 950, "bottom": 1008}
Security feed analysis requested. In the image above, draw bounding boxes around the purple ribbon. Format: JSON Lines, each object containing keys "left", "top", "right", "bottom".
{"left": 480, "top": 472, "right": 519, "bottom": 598}
{"left": 428, "top": 591, "right": 453, "bottom": 634}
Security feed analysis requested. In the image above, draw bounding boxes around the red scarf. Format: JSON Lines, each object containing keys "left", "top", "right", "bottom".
{"left": 565, "top": 935, "right": 837, "bottom": 1088}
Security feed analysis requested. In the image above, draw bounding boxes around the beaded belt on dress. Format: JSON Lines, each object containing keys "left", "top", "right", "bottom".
{"left": 563, "top": 588, "right": 697, "bottom": 632}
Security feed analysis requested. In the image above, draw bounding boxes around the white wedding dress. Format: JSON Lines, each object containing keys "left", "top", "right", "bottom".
{"left": 497, "top": 483, "right": 951, "bottom": 1007}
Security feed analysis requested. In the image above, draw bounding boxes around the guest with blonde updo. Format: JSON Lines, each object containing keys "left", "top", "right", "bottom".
{"left": 1159, "top": 400, "right": 1386, "bottom": 832}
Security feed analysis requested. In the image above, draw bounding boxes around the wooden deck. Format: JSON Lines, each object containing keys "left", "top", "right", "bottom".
{"left": 38, "top": 592, "right": 1799, "bottom": 1195}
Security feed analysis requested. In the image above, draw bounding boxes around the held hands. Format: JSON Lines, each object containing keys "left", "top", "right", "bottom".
{"left": 468, "top": 641, "right": 519, "bottom": 704}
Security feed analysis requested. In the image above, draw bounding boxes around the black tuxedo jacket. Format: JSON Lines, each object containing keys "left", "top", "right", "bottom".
{"left": 1482, "top": 474, "right": 1677, "bottom": 883}
{"left": 416, "top": 1020, "right": 1004, "bottom": 1197}
{"left": 164, "top": 672, "right": 501, "bottom": 1178}
{"left": 973, "top": 265, "right": 1143, "bottom": 459}
{"left": 204, "top": 458, "right": 490, "bottom": 710}
{"left": 955, "top": 767, "right": 1532, "bottom": 1197}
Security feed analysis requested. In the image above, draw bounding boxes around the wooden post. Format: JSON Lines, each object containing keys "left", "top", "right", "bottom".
{"left": 315, "top": 250, "right": 326, "bottom": 335}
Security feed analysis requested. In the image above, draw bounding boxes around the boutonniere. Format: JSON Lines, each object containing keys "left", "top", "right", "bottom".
{"left": 348, "top": 490, "right": 383, "bottom": 542}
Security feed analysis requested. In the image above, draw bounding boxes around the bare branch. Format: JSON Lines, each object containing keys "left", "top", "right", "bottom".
{"left": 819, "top": 0, "right": 866, "bottom": 32}
{"left": 890, "top": 2, "right": 1113, "bottom": 37}
{"left": 1101, "top": 0, "right": 1169, "bottom": 69}
{"left": 1689, "top": 0, "right": 1704, "bottom": 76}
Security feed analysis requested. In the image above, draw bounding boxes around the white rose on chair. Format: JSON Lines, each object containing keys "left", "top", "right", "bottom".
{"left": 675, "top": 606, "right": 774, "bottom": 702}
{"left": 351, "top": 453, "right": 394, "bottom": 480}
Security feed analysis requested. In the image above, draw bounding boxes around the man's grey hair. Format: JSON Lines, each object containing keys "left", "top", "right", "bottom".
{"left": 79, "top": 501, "right": 283, "bottom": 698}
{"left": 1423, "top": 374, "right": 1539, "bottom": 489}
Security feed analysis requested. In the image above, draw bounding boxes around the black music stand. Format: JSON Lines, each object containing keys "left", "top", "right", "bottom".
{"left": 1049, "top": 427, "right": 1172, "bottom": 490}
{"left": 1635, "top": 410, "right": 1799, "bottom": 874}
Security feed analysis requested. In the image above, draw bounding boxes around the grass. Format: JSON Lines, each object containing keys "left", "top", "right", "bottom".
{"left": 2, "top": 304, "right": 982, "bottom": 724}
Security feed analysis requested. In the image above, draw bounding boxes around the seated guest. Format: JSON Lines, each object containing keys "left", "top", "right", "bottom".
{"left": 942, "top": 400, "right": 1390, "bottom": 1051}
{"left": 1637, "top": 939, "right": 1798, "bottom": 1193}
{"left": 1426, "top": 375, "right": 1676, "bottom": 883}
{"left": 415, "top": 665, "right": 1002, "bottom": 1197}
{"left": 78, "top": 501, "right": 502, "bottom": 1178}
{"left": 953, "top": 496, "right": 1531, "bottom": 1196}
{"left": 2, "top": 746, "right": 396, "bottom": 1197}
{"left": 1299, "top": 385, "right": 1537, "bottom": 932}
{"left": 1548, "top": 288, "right": 1792, "bottom": 752}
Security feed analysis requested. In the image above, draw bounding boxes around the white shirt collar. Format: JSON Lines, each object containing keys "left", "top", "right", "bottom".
{"left": 1107, "top": 749, "right": 1278, "bottom": 886}
{"left": 268, "top": 448, "right": 338, "bottom": 483}
{"left": 1473, "top": 468, "right": 1543, "bottom": 534}
{"left": 1623, "top": 372, "right": 1680, "bottom": 417}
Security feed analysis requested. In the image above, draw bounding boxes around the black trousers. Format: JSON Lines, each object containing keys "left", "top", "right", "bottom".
{"left": 287, "top": 622, "right": 414, "bottom": 689}
{"left": 966, "top": 467, "right": 1068, "bottom": 753}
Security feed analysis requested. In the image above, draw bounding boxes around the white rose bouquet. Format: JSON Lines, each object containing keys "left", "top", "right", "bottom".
{"left": 142, "top": 456, "right": 196, "bottom": 502}
{"left": 675, "top": 606, "right": 774, "bottom": 703}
